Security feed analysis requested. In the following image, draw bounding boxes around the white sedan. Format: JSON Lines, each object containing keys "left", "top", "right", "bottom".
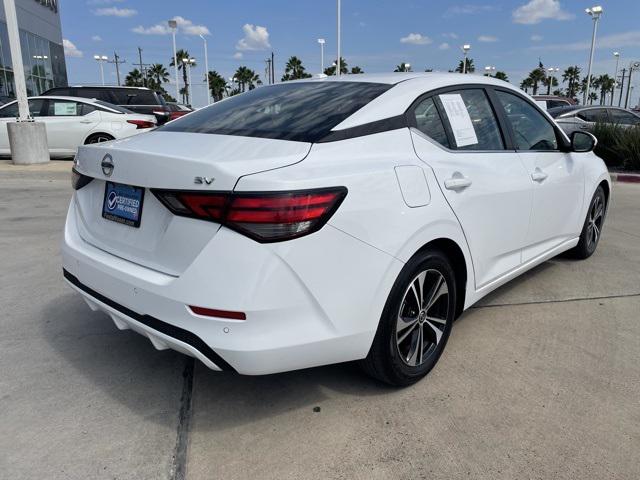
{"left": 0, "top": 96, "right": 156, "bottom": 158}
{"left": 63, "top": 74, "right": 610, "bottom": 385}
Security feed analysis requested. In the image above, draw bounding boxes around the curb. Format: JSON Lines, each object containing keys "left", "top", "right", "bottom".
{"left": 610, "top": 172, "right": 640, "bottom": 184}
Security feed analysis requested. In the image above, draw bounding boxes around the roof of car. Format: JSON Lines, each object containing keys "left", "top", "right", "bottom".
{"left": 296, "top": 72, "right": 503, "bottom": 86}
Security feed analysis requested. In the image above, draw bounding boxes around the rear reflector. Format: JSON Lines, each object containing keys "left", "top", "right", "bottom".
{"left": 189, "top": 306, "right": 246, "bottom": 320}
{"left": 127, "top": 119, "right": 156, "bottom": 129}
{"left": 152, "top": 187, "right": 347, "bottom": 242}
{"left": 71, "top": 167, "right": 93, "bottom": 190}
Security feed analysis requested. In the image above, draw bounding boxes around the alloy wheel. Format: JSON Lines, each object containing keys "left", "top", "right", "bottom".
{"left": 586, "top": 194, "right": 604, "bottom": 252}
{"left": 396, "top": 269, "right": 450, "bottom": 367}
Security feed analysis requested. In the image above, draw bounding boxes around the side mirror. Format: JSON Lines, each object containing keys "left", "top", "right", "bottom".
{"left": 571, "top": 130, "right": 597, "bottom": 153}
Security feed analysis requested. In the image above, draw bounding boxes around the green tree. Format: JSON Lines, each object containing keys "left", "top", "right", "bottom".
{"left": 350, "top": 66, "right": 364, "bottom": 74}
{"left": 124, "top": 68, "right": 144, "bottom": 87}
{"left": 324, "top": 57, "right": 348, "bottom": 75}
{"left": 281, "top": 56, "right": 312, "bottom": 81}
{"left": 520, "top": 77, "right": 534, "bottom": 93}
{"left": 455, "top": 58, "right": 475, "bottom": 73}
{"left": 206, "top": 70, "right": 226, "bottom": 102}
{"left": 234, "top": 66, "right": 261, "bottom": 92}
{"left": 587, "top": 91, "right": 598, "bottom": 105}
{"left": 394, "top": 62, "right": 412, "bottom": 72}
{"left": 525, "top": 63, "right": 547, "bottom": 95}
{"left": 595, "top": 74, "right": 615, "bottom": 105}
{"left": 170, "top": 49, "right": 195, "bottom": 104}
{"left": 147, "top": 64, "right": 169, "bottom": 87}
{"left": 494, "top": 71, "right": 509, "bottom": 82}
{"left": 562, "top": 65, "right": 581, "bottom": 99}
{"left": 544, "top": 75, "right": 558, "bottom": 95}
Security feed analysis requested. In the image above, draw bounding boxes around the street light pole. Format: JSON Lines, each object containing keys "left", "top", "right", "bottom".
{"left": 168, "top": 19, "right": 179, "bottom": 101}
{"left": 612, "top": 52, "right": 620, "bottom": 106}
{"left": 584, "top": 6, "right": 603, "bottom": 105}
{"left": 318, "top": 38, "right": 325, "bottom": 74}
{"left": 199, "top": 34, "right": 211, "bottom": 104}
{"left": 336, "top": 0, "right": 341, "bottom": 76}
{"left": 93, "top": 55, "right": 108, "bottom": 85}
{"left": 461, "top": 44, "right": 471, "bottom": 74}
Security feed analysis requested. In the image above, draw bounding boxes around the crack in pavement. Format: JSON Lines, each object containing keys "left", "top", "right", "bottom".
{"left": 170, "top": 357, "right": 195, "bottom": 480}
{"left": 473, "top": 292, "right": 640, "bottom": 309}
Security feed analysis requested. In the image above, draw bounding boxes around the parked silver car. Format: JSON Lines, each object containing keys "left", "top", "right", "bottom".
{"left": 549, "top": 105, "right": 640, "bottom": 135}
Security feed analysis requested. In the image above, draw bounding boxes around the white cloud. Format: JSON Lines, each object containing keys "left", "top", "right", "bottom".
{"left": 63, "top": 39, "right": 82, "bottom": 58}
{"left": 133, "top": 16, "right": 210, "bottom": 36}
{"left": 438, "top": 42, "right": 450, "bottom": 50}
{"left": 530, "top": 34, "right": 543, "bottom": 41}
{"left": 236, "top": 24, "right": 271, "bottom": 51}
{"left": 478, "top": 35, "right": 498, "bottom": 42}
{"left": 94, "top": 7, "right": 137, "bottom": 17}
{"left": 442, "top": 32, "right": 459, "bottom": 39}
{"left": 233, "top": 52, "right": 243, "bottom": 59}
{"left": 400, "top": 33, "right": 432, "bottom": 45}
{"left": 513, "top": 0, "right": 573, "bottom": 24}
{"left": 531, "top": 30, "right": 640, "bottom": 51}
{"left": 91, "top": 35, "right": 102, "bottom": 41}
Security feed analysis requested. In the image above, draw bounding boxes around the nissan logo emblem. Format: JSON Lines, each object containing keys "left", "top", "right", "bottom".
{"left": 101, "top": 154, "right": 114, "bottom": 177}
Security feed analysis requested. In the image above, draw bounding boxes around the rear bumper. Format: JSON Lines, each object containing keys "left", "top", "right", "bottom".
{"left": 62, "top": 198, "right": 403, "bottom": 375}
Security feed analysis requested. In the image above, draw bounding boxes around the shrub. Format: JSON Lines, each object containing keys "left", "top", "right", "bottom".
{"left": 590, "top": 122, "right": 640, "bottom": 171}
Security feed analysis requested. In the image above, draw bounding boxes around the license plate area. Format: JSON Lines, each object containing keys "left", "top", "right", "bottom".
{"left": 102, "top": 182, "right": 145, "bottom": 228}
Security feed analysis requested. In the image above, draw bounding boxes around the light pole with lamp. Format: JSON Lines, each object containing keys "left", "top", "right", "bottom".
{"left": 484, "top": 65, "right": 495, "bottom": 77}
{"left": 583, "top": 5, "right": 603, "bottom": 105}
{"left": 612, "top": 52, "right": 620, "bottom": 105}
{"left": 546, "top": 67, "right": 559, "bottom": 94}
{"left": 625, "top": 62, "right": 640, "bottom": 109}
{"left": 93, "top": 55, "right": 108, "bottom": 85}
{"left": 168, "top": 19, "right": 179, "bottom": 101}
{"left": 336, "top": 0, "right": 341, "bottom": 76}
{"left": 182, "top": 57, "right": 196, "bottom": 106}
{"left": 461, "top": 44, "right": 471, "bottom": 74}
{"left": 318, "top": 38, "right": 325, "bottom": 74}
{"left": 199, "top": 34, "right": 211, "bottom": 104}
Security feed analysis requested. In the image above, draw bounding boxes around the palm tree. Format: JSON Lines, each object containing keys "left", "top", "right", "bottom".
{"left": 587, "top": 91, "right": 598, "bottom": 105}
{"left": 455, "top": 58, "right": 475, "bottom": 73}
{"left": 595, "top": 74, "right": 615, "bottom": 105}
{"left": 544, "top": 75, "right": 558, "bottom": 95}
{"left": 494, "top": 71, "right": 509, "bottom": 82}
{"left": 207, "top": 70, "right": 226, "bottom": 102}
{"left": 281, "top": 56, "right": 312, "bottom": 81}
{"left": 234, "top": 66, "right": 261, "bottom": 92}
{"left": 562, "top": 65, "right": 581, "bottom": 99}
{"left": 170, "top": 49, "right": 195, "bottom": 104}
{"left": 324, "top": 57, "right": 348, "bottom": 76}
{"left": 124, "top": 68, "right": 144, "bottom": 87}
{"left": 525, "top": 65, "right": 546, "bottom": 95}
{"left": 147, "top": 64, "right": 169, "bottom": 87}
{"left": 519, "top": 77, "right": 534, "bottom": 93}
{"left": 579, "top": 75, "right": 596, "bottom": 104}
{"left": 394, "top": 63, "right": 412, "bottom": 72}
{"left": 350, "top": 66, "right": 364, "bottom": 74}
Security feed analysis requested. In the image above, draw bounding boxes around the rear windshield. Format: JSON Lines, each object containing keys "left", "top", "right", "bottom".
{"left": 110, "top": 89, "right": 159, "bottom": 106}
{"left": 160, "top": 82, "right": 392, "bottom": 142}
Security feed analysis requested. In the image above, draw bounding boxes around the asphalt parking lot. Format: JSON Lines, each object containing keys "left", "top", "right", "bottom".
{"left": 1, "top": 160, "right": 639, "bottom": 480}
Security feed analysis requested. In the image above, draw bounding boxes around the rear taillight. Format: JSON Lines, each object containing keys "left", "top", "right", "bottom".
{"left": 152, "top": 187, "right": 347, "bottom": 242}
{"left": 71, "top": 167, "right": 93, "bottom": 190}
{"left": 127, "top": 119, "right": 156, "bottom": 129}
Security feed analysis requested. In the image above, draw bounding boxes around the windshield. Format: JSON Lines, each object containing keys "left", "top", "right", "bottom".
{"left": 159, "top": 81, "right": 391, "bottom": 142}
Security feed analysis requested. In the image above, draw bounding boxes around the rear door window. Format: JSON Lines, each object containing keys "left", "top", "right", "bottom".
{"left": 0, "top": 99, "right": 46, "bottom": 117}
{"left": 411, "top": 97, "right": 449, "bottom": 148}
{"left": 609, "top": 109, "right": 640, "bottom": 126}
{"left": 436, "top": 89, "right": 504, "bottom": 150}
{"left": 577, "top": 108, "right": 610, "bottom": 123}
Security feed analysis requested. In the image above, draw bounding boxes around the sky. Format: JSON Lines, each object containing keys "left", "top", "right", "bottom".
{"left": 60, "top": 0, "right": 640, "bottom": 108}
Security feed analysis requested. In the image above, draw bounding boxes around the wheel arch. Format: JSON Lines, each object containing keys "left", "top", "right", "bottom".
{"left": 414, "top": 238, "right": 468, "bottom": 319}
{"left": 83, "top": 131, "right": 115, "bottom": 144}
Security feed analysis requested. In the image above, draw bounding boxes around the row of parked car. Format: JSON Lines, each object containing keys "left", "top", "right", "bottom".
{"left": 0, "top": 86, "right": 192, "bottom": 158}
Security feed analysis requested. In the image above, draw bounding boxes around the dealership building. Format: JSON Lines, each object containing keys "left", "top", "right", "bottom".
{"left": 0, "top": 0, "right": 67, "bottom": 98}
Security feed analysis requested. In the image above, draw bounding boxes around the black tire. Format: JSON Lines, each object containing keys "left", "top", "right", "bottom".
{"left": 360, "top": 249, "right": 457, "bottom": 386}
{"left": 85, "top": 133, "right": 114, "bottom": 144}
{"left": 568, "top": 186, "right": 606, "bottom": 260}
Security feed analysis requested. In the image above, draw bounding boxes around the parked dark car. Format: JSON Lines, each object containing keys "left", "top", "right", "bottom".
{"left": 166, "top": 102, "right": 193, "bottom": 121}
{"left": 42, "top": 86, "right": 171, "bottom": 124}
{"left": 548, "top": 105, "right": 640, "bottom": 135}
{"left": 532, "top": 95, "right": 577, "bottom": 110}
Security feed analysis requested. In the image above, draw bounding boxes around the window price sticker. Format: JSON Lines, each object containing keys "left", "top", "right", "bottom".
{"left": 439, "top": 94, "right": 478, "bottom": 147}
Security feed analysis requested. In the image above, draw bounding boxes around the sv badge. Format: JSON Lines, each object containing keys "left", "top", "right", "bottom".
{"left": 194, "top": 176, "right": 215, "bottom": 185}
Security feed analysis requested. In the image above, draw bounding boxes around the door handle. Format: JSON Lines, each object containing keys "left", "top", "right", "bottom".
{"left": 444, "top": 176, "right": 472, "bottom": 190}
{"left": 79, "top": 120, "right": 93, "bottom": 124}
{"left": 531, "top": 169, "right": 548, "bottom": 182}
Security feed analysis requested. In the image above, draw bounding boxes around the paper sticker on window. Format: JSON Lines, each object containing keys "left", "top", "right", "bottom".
{"left": 54, "top": 102, "right": 77, "bottom": 116}
{"left": 439, "top": 93, "right": 478, "bottom": 147}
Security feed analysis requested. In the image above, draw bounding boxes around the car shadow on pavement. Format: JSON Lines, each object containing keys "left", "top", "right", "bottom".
{"left": 40, "top": 293, "right": 186, "bottom": 427}
{"left": 41, "top": 293, "right": 393, "bottom": 431}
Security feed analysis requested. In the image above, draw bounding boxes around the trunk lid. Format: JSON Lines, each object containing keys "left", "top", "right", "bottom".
{"left": 73, "top": 131, "right": 311, "bottom": 275}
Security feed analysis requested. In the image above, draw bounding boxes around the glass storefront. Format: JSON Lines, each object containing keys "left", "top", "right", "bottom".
{"left": 0, "top": 21, "right": 67, "bottom": 98}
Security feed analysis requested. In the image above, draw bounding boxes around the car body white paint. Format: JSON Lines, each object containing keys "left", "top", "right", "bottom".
{"left": 62, "top": 73, "right": 610, "bottom": 375}
{"left": 0, "top": 96, "right": 156, "bottom": 158}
